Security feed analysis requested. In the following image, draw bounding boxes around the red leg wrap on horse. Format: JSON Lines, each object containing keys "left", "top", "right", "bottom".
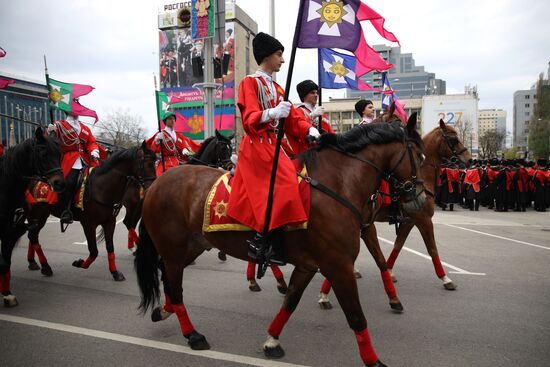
{"left": 33, "top": 244, "right": 48, "bottom": 264}
{"left": 432, "top": 256, "right": 446, "bottom": 278}
{"left": 381, "top": 270, "right": 397, "bottom": 299}
{"left": 270, "top": 265, "right": 283, "bottom": 280}
{"left": 355, "top": 328, "right": 379, "bottom": 365}
{"left": 386, "top": 249, "right": 400, "bottom": 269}
{"left": 246, "top": 262, "right": 255, "bottom": 280}
{"left": 320, "top": 279, "right": 332, "bottom": 294}
{"left": 164, "top": 293, "right": 174, "bottom": 313}
{"left": 268, "top": 308, "right": 292, "bottom": 337}
{"left": 128, "top": 228, "right": 139, "bottom": 249}
{"left": 172, "top": 304, "right": 195, "bottom": 335}
{"left": 27, "top": 241, "right": 35, "bottom": 261}
{"left": 0, "top": 271, "right": 11, "bottom": 293}
{"left": 107, "top": 252, "right": 117, "bottom": 272}
{"left": 81, "top": 256, "right": 96, "bottom": 269}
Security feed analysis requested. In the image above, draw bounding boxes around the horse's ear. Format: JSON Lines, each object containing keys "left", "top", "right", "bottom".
{"left": 35, "top": 126, "right": 45, "bottom": 142}
{"left": 389, "top": 102, "right": 396, "bottom": 117}
{"left": 141, "top": 140, "right": 149, "bottom": 151}
{"left": 407, "top": 112, "right": 417, "bottom": 132}
{"left": 439, "top": 119, "right": 445, "bottom": 129}
{"left": 215, "top": 130, "right": 223, "bottom": 139}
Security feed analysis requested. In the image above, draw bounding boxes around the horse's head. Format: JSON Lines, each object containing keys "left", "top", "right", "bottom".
{"left": 33, "top": 127, "right": 65, "bottom": 193}
{"left": 133, "top": 141, "right": 157, "bottom": 190}
{"left": 192, "top": 130, "right": 233, "bottom": 170}
{"left": 383, "top": 114, "right": 427, "bottom": 212}
{"left": 435, "top": 120, "right": 471, "bottom": 166}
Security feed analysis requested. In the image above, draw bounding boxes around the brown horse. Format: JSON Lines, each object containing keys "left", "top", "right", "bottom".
{"left": 135, "top": 119, "right": 425, "bottom": 366}
{"left": 23, "top": 142, "right": 156, "bottom": 287}
{"left": 318, "top": 114, "right": 471, "bottom": 311}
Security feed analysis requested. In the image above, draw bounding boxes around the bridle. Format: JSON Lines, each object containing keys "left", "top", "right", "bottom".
{"left": 25, "top": 138, "right": 63, "bottom": 185}
{"left": 187, "top": 138, "right": 233, "bottom": 170}
{"left": 439, "top": 126, "right": 468, "bottom": 164}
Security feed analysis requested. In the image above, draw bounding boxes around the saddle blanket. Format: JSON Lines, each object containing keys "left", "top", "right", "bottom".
{"left": 203, "top": 165, "right": 311, "bottom": 233}
{"left": 25, "top": 167, "right": 94, "bottom": 210}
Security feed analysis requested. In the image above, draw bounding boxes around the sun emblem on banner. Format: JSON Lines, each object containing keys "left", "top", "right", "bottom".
{"left": 323, "top": 54, "right": 356, "bottom": 84}
{"left": 48, "top": 89, "right": 63, "bottom": 104}
{"left": 214, "top": 200, "right": 228, "bottom": 219}
{"left": 308, "top": 0, "right": 355, "bottom": 37}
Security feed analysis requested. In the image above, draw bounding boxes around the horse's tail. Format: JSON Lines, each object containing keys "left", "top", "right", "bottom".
{"left": 134, "top": 220, "right": 160, "bottom": 314}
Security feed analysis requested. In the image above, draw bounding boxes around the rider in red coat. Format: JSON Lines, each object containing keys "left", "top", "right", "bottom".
{"left": 227, "top": 32, "right": 317, "bottom": 265}
{"left": 47, "top": 113, "right": 100, "bottom": 225}
{"left": 146, "top": 112, "right": 201, "bottom": 176}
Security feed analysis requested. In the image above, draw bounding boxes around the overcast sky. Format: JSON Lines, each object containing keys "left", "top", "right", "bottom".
{"left": 1, "top": 0, "right": 549, "bottom": 135}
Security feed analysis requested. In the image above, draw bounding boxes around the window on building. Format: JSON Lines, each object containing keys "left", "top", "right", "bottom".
{"left": 525, "top": 95, "right": 530, "bottom": 99}
{"left": 525, "top": 112, "right": 529, "bottom": 116}
{"left": 341, "top": 111, "right": 353, "bottom": 120}
{"left": 525, "top": 121, "right": 529, "bottom": 126}
{"left": 525, "top": 103, "right": 530, "bottom": 108}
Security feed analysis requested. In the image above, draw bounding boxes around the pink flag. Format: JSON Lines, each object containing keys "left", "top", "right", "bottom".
{"left": 0, "top": 47, "right": 6, "bottom": 58}
{"left": 72, "top": 99, "right": 98, "bottom": 122}
{"left": 0, "top": 77, "right": 15, "bottom": 89}
{"left": 354, "top": 33, "right": 393, "bottom": 73}
{"left": 356, "top": 2, "right": 400, "bottom": 46}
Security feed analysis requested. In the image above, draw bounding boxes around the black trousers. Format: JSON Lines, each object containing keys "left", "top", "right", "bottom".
{"left": 60, "top": 169, "right": 81, "bottom": 210}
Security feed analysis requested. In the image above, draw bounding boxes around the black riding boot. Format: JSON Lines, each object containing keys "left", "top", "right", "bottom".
{"left": 59, "top": 169, "right": 79, "bottom": 226}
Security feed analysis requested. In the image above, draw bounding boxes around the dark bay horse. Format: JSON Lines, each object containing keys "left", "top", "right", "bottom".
{"left": 318, "top": 115, "right": 471, "bottom": 311}
{"left": 0, "top": 127, "right": 65, "bottom": 307}
{"left": 135, "top": 121, "right": 425, "bottom": 366}
{"left": 122, "top": 131, "right": 234, "bottom": 253}
{"left": 22, "top": 142, "right": 156, "bottom": 290}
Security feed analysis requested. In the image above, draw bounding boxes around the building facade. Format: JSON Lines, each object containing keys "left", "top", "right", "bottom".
{"left": 346, "top": 44, "right": 446, "bottom": 101}
{"left": 513, "top": 89, "right": 535, "bottom": 149}
{"left": 0, "top": 72, "right": 64, "bottom": 147}
{"left": 478, "top": 109, "right": 506, "bottom": 136}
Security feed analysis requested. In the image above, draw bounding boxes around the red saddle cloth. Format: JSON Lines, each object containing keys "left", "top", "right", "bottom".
{"left": 203, "top": 164, "right": 311, "bottom": 233}
{"left": 25, "top": 167, "right": 93, "bottom": 209}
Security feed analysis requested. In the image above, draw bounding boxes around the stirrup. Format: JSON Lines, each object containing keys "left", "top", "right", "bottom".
{"left": 60, "top": 210, "right": 73, "bottom": 233}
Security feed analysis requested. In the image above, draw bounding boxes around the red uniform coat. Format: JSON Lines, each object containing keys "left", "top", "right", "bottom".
{"left": 287, "top": 104, "right": 335, "bottom": 155}
{"left": 50, "top": 120, "right": 99, "bottom": 177}
{"left": 464, "top": 168, "right": 481, "bottom": 192}
{"left": 227, "top": 75, "right": 311, "bottom": 232}
{"left": 0, "top": 143, "right": 4, "bottom": 157}
{"left": 147, "top": 130, "right": 201, "bottom": 176}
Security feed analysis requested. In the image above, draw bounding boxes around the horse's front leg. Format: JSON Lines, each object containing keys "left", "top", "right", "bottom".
{"left": 329, "top": 263, "right": 387, "bottom": 367}
{"left": 362, "top": 225, "right": 403, "bottom": 312}
{"left": 385, "top": 221, "right": 414, "bottom": 282}
{"left": 72, "top": 221, "right": 99, "bottom": 270}
{"left": 415, "top": 216, "right": 456, "bottom": 290}
{"left": 103, "top": 217, "right": 125, "bottom": 281}
{"left": 27, "top": 214, "right": 52, "bottom": 276}
{"left": 1, "top": 234, "right": 20, "bottom": 307}
{"left": 263, "top": 266, "right": 316, "bottom": 358}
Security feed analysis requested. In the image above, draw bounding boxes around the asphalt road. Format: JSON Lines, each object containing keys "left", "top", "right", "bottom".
{"left": 1, "top": 208, "right": 549, "bottom": 367}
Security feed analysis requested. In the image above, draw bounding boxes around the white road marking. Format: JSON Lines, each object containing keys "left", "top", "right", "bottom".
{"left": 0, "top": 314, "right": 310, "bottom": 367}
{"left": 73, "top": 218, "right": 125, "bottom": 245}
{"left": 443, "top": 224, "right": 550, "bottom": 251}
{"left": 377, "top": 236, "right": 486, "bottom": 276}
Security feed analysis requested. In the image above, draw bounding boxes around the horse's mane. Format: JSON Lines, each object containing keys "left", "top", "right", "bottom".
{"left": 94, "top": 146, "right": 139, "bottom": 175}
{"left": 193, "top": 136, "right": 216, "bottom": 159}
{"left": 0, "top": 139, "right": 34, "bottom": 181}
{"left": 300, "top": 122, "right": 409, "bottom": 166}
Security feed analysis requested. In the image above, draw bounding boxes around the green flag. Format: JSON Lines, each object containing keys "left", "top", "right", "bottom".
{"left": 47, "top": 78, "right": 74, "bottom": 113}
{"left": 156, "top": 91, "right": 171, "bottom": 121}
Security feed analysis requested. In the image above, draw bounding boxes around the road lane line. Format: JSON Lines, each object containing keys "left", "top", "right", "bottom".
{"left": 443, "top": 224, "right": 550, "bottom": 251}
{"left": 0, "top": 314, "right": 310, "bottom": 367}
{"left": 73, "top": 218, "right": 125, "bottom": 245}
{"left": 377, "top": 236, "right": 486, "bottom": 276}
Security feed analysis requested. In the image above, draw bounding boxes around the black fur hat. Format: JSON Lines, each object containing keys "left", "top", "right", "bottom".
{"left": 296, "top": 80, "right": 318, "bottom": 102}
{"left": 253, "top": 32, "right": 284, "bottom": 65}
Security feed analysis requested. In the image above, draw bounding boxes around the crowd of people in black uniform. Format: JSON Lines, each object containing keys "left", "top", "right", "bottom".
{"left": 435, "top": 158, "right": 550, "bottom": 213}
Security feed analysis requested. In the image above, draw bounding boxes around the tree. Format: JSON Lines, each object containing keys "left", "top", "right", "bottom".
{"left": 528, "top": 73, "right": 550, "bottom": 159}
{"left": 454, "top": 118, "right": 473, "bottom": 150}
{"left": 96, "top": 108, "right": 147, "bottom": 148}
{"left": 478, "top": 130, "right": 505, "bottom": 159}
{"left": 503, "top": 146, "right": 520, "bottom": 159}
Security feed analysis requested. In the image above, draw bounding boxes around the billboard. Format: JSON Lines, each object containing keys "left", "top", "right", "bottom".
{"left": 422, "top": 95, "right": 479, "bottom": 153}
{"left": 158, "top": 5, "right": 235, "bottom": 140}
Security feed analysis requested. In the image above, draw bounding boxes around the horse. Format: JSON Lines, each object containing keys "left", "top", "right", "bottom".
{"left": 135, "top": 119, "right": 425, "bottom": 366}
{"left": 122, "top": 130, "right": 234, "bottom": 253}
{"left": 21, "top": 142, "right": 156, "bottom": 295}
{"left": 0, "top": 127, "right": 65, "bottom": 307}
{"left": 317, "top": 111, "right": 471, "bottom": 311}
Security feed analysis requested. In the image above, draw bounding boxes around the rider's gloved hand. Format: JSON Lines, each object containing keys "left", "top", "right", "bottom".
{"left": 310, "top": 106, "right": 325, "bottom": 118}
{"left": 90, "top": 149, "right": 100, "bottom": 159}
{"left": 308, "top": 126, "right": 321, "bottom": 140}
{"left": 268, "top": 101, "right": 292, "bottom": 120}
{"left": 154, "top": 133, "right": 165, "bottom": 144}
{"left": 182, "top": 148, "right": 191, "bottom": 156}
{"left": 47, "top": 123, "right": 57, "bottom": 135}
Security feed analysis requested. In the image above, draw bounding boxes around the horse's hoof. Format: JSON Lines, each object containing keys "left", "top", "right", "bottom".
{"left": 28, "top": 260, "right": 40, "bottom": 271}
{"left": 443, "top": 281, "right": 457, "bottom": 290}
{"left": 111, "top": 271, "right": 126, "bottom": 281}
{"left": 264, "top": 344, "right": 285, "bottom": 359}
{"left": 186, "top": 331, "right": 210, "bottom": 350}
{"left": 72, "top": 259, "right": 84, "bottom": 268}
{"left": 41, "top": 264, "right": 53, "bottom": 277}
{"left": 151, "top": 306, "right": 173, "bottom": 322}
{"left": 390, "top": 301, "right": 404, "bottom": 313}
{"left": 217, "top": 252, "right": 227, "bottom": 261}
{"left": 368, "top": 360, "right": 388, "bottom": 367}
{"left": 319, "top": 301, "right": 333, "bottom": 310}
{"left": 276, "top": 279, "right": 287, "bottom": 295}
{"left": 3, "top": 295, "right": 18, "bottom": 308}
{"left": 249, "top": 281, "right": 261, "bottom": 292}
{"left": 354, "top": 270, "right": 362, "bottom": 279}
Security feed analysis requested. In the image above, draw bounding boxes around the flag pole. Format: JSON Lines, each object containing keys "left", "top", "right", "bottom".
{"left": 154, "top": 75, "right": 166, "bottom": 173}
{"left": 257, "top": 0, "right": 306, "bottom": 278}
{"left": 316, "top": 49, "right": 324, "bottom": 133}
{"left": 43, "top": 55, "right": 55, "bottom": 127}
